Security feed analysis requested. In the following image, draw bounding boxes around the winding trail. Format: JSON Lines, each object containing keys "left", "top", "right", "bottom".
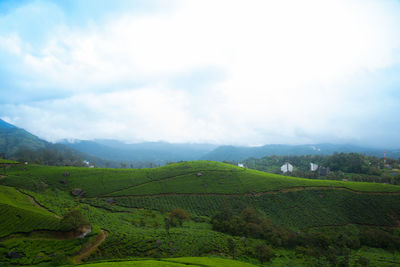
{"left": 74, "top": 230, "right": 108, "bottom": 264}
{"left": 13, "top": 189, "right": 108, "bottom": 263}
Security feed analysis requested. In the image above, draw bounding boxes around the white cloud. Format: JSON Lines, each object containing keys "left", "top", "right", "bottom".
{"left": 1, "top": 0, "right": 400, "bottom": 146}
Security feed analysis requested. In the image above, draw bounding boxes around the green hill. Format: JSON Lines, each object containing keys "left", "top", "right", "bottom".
{"left": 1, "top": 161, "right": 400, "bottom": 266}
{"left": 1, "top": 161, "right": 399, "bottom": 229}
{"left": 2, "top": 161, "right": 399, "bottom": 198}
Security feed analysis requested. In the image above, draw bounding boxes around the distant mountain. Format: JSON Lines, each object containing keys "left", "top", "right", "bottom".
{"left": 0, "top": 119, "right": 16, "bottom": 129}
{"left": 60, "top": 139, "right": 217, "bottom": 165}
{"left": 0, "top": 119, "right": 48, "bottom": 157}
{"left": 0, "top": 119, "right": 107, "bottom": 166}
{"left": 201, "top": 143, "right": 400, "bottom": 161}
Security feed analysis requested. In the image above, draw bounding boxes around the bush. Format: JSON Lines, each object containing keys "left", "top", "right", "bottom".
{"left": 60, "top": 209, "right": 89, "bottom": 231}
{"left": 254, "top": 243, "right": 274, "bottom": 264}
{"left": 169, "top": 209, "right": 190, "bottom": 227}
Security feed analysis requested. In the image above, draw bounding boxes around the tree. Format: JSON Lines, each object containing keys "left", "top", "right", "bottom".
{"left": 227, "top": 238, "right": 237, "bottom": 259}
{"left": 60, "top": 210, "right": 89, "bottom": 231}
{"left": 254, "top": 243, "right": 273, "bottom": 264}
{"left": 356, "top": 256, "right": 369, "bottom": 266}
{"left": 164, "top": 217, "right": 171, "bottom": 235}
{"left": 169, "top": 209, "right": 190, "bottom": 227}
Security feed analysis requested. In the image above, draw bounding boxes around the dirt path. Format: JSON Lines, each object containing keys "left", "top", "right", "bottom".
{"left": 74, "top": 230, "right": 108, "bottom": 264}
{"left": 16, "top": 189, "right": 61, "bottom": 219}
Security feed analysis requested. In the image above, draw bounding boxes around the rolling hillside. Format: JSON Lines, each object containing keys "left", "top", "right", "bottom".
{"left": 2, "top": 161, "right": 400, "bottom": 197}
{"left": 2, "top": 161, "right": 399, "bottom": 229}
{"left": 1, "top": 161, "right": 400, "bottom": 266}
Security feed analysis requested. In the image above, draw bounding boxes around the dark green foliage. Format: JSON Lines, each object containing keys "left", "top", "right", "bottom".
{"left": 356, "top": 256, "right": 370, "bottom": 266}
{"left": 60, "top": 209, "right": 90, "bottom": 231}
{"left": 164, "top": 217, "right": 171, "bottom": 235}
{"left": 169, "top": 209, "right": 190, "bottom": 227}
{"left": 227, "top": 238, "right": 237, "bottom": 259}
{"left": 211, "top": 207, "right": 297, "bottom": 248}
{"left": 360, "top": 228, "right": 400, "bottom": 250}
{"left": 243, "top": 153, "right": 400, "bottom": 185}
{"left": 254, "top": 243, "right": 274, "bottom": 264}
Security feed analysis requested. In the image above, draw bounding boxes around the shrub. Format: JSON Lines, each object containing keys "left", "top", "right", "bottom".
{"left": 169, "top": 209, "right": 190, "bottom": 227}
{"left": 60, "top": 209, "right": 89, "bottom": 231}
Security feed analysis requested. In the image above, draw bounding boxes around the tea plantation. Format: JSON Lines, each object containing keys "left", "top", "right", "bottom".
{"left": 0, "top": 161, "right": 399, "bottom": 266}
{"left": 0, "top": 185, "right": 61, "bottom": 237}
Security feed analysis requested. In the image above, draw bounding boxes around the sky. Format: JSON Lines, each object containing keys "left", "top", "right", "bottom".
{"left": 0, "top": 0, "right": 400, "bottom": 148}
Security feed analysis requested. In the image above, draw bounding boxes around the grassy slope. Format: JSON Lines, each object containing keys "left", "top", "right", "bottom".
{"left": 0, "top": 185, "right": 61, "bottom": 237}
{"left": 1, "top": 161, "right": 399, "bottom": 198}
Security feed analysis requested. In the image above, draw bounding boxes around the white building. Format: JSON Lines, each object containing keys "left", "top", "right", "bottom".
{"left": 281, "top": 162, "right": 293, "bottom": 173}
{"left": 310, "top": 162, "right": 319, "bottom": 171}
{"left": 238, "top": 163, "right": 245, "bottom": 168}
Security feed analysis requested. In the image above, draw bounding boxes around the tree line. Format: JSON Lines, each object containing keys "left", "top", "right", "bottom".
{"left": 238, "top": 153, "right": 400, "bottom": 185}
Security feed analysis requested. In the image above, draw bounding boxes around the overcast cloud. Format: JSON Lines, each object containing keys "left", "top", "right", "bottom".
{"left": 1, "top": 0, "right": 400, "bottom": 148}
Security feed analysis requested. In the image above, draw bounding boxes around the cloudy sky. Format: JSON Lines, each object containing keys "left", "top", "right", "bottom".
{"left": 1, "top": 0, "right": 400, "bottom": 148}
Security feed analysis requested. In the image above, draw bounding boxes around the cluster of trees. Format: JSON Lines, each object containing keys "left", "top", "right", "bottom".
{"left": 60, "top": 210, "right": 90, "bottom": 232}
{"left": 164, "top": 208, "right": 190, "bottom": 234}
{"left": 5, "top": 145, "right": 113, "bottom": 167}
{"left": 240, "top": 153, "right": 400, "bottom": 185}
{"left": 11, "top": 147, "right": 86, "bottom": 167}
{"left": 212, "top": 207, "right": 297, "bottom": 248}
{"left": 211, "top": 207, "right": 400, "bottom": 265}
